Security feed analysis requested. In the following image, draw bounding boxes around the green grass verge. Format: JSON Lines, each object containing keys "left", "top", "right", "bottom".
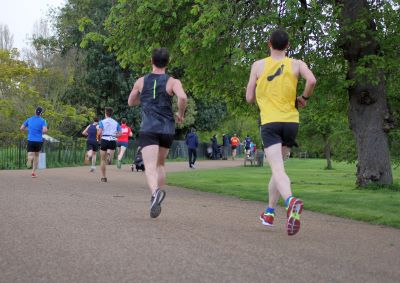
{"left": 167, "top": 159, "right": 400, "bottom": 228}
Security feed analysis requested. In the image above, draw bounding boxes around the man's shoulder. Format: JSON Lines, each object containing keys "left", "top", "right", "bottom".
{"left": 252, "top": 59, "right": 266, "bottom": 77}
{"left": 289, "top": 57, "right": 302, "bottom": 65}
{"left": 167, "top": 76, "right": 180, "bottom": 85}
{"left": 253, "top": 58, "right": 265, "bottom": 68}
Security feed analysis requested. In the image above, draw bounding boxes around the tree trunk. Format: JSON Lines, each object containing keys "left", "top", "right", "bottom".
{"left": 338, "top": 0, "right": 393, "bottom": 186}
{"left": 324, "top": 137, "right": 332, "bottom": 170}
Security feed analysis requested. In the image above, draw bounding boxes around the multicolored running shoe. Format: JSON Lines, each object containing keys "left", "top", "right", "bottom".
{"left": 286, "top": 197, "right": 303, "bottom": 236}
{"left": 260, "top": 211, "right": 275, "bottom": 226}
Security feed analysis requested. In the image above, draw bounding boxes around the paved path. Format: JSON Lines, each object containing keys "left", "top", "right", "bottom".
{"left": 0, "top": 160, "right": 399, "bottom": 283}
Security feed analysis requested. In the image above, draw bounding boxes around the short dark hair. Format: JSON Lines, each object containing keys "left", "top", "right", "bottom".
{"left": 152, "top": 48, "right": 169, "bottom": 68}
{"left": 269, "top": 29, "right": 289, "bottom": 51}
{"left": 105, "top": 107, "right": 113, "bottom": 117}
{"left": 36, "top": 107, "right": 43, "bottom": 116}
{"left": 121, "top": 118, "right": 127, "bottom": 124}
{"left": 93, "top": 117, "right": 99, "bottom": 122}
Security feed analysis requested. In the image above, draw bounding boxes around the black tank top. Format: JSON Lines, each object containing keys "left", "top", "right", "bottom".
{"left": 139, "top": 73, "right": 175, "bottom": 134}
{"left": 87, "top": 123, "right": 98, "bottom": 142}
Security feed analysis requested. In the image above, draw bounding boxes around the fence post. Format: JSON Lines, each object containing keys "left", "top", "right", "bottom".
{"left": 73, "top": 139, "right": 77, "bottom": 164}
{"left": 58, "top": 139, "right": 62, "bottom": 163}
{"left": 18, "top": 139, "right": 22, "bottom": 169}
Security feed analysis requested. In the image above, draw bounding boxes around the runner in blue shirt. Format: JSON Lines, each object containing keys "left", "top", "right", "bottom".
{"left": 20, "top": 107, "right": 48, "bottom": 178}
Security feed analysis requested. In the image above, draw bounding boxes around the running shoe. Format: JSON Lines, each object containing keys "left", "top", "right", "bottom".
{"left": 89, "top": 166, "right": 95, "bottom": 172}
{"left": 101, "top": 177, "right": 107, "bottom": 182}
{"left": 150, "top": 189, "right": 166, "bottom": 218}
{"left": 117, "top": 160, "right": 121, "bottom": 169}
{"left": 286, "top": 197, "right": 303, "bottom": 236}
{"left": 31, "top": 172, "right": 37, "bottom": 178}
{"left": 260, "top": 212, "right": 275, "bottom": 226}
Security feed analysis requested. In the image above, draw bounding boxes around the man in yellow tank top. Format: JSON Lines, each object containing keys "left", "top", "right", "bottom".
{"left": 246, "top": 29, "right": 316, "bottom": 236}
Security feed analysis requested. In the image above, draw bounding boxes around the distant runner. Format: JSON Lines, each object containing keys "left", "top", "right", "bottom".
{"left": 230, "top": 134, "right": 240, "bottom": 160}
{"left": 20, "top": 107, "right": 48, "bottom": 178}
{"left": 82, "top": 117, "right": 99, "bottom": 172}
{"left": 98, "top": 107, "right": 122, "bottom": 182}
{"left": 244, "top": 134, "right": 252, "bottom": 157}
{"left": 116, "top": 118, "right": 133, "bottom": 169}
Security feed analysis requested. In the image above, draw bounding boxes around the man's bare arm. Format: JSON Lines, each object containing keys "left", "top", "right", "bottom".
{"left": 82, "top": 125, "right": 90, "bottom": 136}
{"left": 299, "top": 61, "right": 316, "bottom": 98}
{"left": 172, "top": 79, "right": 187, "bottom": 123}
{"left": 246, "top": 62, "right": 258, "bottom": 103}
{"left": 42, "top": 126, "right": 48, "bottom": 134}
{"left": 296, "top": 60, "right": 316, "bottom": 108}
{"left": 128, "top": 77, "right": 143, "bottom": 106}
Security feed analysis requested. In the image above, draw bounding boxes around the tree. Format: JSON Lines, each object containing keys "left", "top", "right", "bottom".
{"left": 0, "top": 49, "right": 92, "bottom": 139}
{"left": 106, "top": 0, "right": 400, "bottom": 187}
{"left": 0, "top": 24, "right": 14, "bottom": 50}
{"left": 52, "top": 0, "right": 138, "bottom": 121}
{"left": 193, "top": 98, "right": 227, "bottom": 132}
{"left": 336, "top": 0, "right": 395, "bottom": 186}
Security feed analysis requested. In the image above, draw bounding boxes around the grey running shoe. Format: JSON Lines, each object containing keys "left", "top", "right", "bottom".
{"left": 150, "top": 189, "right": 166, "bottom": 218}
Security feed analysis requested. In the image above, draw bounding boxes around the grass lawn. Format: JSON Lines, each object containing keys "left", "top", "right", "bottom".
{"left": 167, "top": 159, "right": 400, "bottom": 228}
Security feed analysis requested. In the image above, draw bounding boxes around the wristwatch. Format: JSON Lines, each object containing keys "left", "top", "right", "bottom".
{"left": 301, "top": 95, "right": 310, "bottom": 100}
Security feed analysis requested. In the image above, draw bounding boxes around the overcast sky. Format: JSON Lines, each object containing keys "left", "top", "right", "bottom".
{"left": 0, "top": 0, "right": 65, "bottom": 50}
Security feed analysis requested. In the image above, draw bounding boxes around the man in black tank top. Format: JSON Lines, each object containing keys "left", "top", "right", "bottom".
{"left": 128, "top": 48, "right": 187, "bottom": 219}
{"left": 82, "top": 117, "right": 99, "bottom": 172}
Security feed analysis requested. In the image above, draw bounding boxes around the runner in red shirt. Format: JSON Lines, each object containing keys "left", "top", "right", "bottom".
{"left": 117, "top": 118, "right": 133, "bottom": 169}
{"left": 230, "top": 134, "right": 240, "bottom": 160}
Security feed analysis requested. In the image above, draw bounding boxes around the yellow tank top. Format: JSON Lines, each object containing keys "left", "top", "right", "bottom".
{"left": 256, "top": 57, "right": 299, "bottom": 124}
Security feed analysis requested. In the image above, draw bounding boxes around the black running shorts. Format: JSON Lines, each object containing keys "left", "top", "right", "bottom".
{"left": 261, "top": 122, "right": 299, "bottom": 149}
{"left": 139, "top": 132, "right": 174, "bottom": 149}
{"left": 27, "top": 141, "right": 43, "bottom": 152}
{"left": 86, "top": 140, "right": 99, "bottom": 152}
{"left": 100, "top": 139, "right": 117, "bottom": 151}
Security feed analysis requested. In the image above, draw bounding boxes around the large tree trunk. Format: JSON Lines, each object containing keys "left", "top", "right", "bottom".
{"left": 338, "top": 0, "right": 393, "bottom": 186}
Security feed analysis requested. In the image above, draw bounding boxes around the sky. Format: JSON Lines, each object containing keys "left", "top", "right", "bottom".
{"left": 0, "top": 0, "right": 65, "bottom": 50}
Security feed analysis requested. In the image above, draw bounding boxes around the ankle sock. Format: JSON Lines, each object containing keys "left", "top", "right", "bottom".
{"left": 285, "top": 196, "right": 293, "bottom": 207}
{"left": 265, "top": 207, "right": 275, "bottom": 214}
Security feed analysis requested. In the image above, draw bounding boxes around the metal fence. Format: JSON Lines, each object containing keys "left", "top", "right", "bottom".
{"left": 0, "top": 139, "right": 234, "bottom": 170}
{"left": 0, "top": 138, "right": 138, "bottom": 170}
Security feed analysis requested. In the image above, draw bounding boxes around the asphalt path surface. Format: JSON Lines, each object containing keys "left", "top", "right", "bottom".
{"left": 1, "top": 160, "right": 399, "bottom": 283}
